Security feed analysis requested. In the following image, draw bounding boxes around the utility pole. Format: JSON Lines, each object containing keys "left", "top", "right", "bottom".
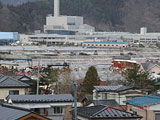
{"left": 74, "top": 80, "right": 77, "bottom": 120}
{"left": 37, "top": 60, "right": 40, "bottom": 95}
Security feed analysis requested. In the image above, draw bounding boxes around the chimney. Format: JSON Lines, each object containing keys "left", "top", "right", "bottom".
{"left": 54, "top": 0, "right": 60, "bottom": 17}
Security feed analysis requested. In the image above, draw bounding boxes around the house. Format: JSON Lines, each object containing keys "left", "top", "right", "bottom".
{"left": 81, "top": 94, "right": 93, "bottom": 106}
{"left": 76, "top": 105, "right": 142, "bottom": 120}
{"left": 81, "top": 94, "right": 119, "bottom": 107}
{"left": 0, "top": 103, "right": 51, "bottom": 120}
{"left": 0, "top": 74, "right": 30, "bottom": 100}
{"left": 93, "top": 85, "right": 148, "bottom": 105}
{"left": 125, "top": 94, "right": 160, "bottom": 120}
{"left": 6, "top": 94, "right": 74, "bottom": 120}
{"left": 140, "top": 63, "right": 160, "bottom": 76}
{"left": 10, "top": 74, "right": 33, "bottom": 86}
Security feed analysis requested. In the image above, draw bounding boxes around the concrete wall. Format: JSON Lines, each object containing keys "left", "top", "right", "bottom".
{"left": 128, "top": 105, "right": 155, "bottom": 120}
{"left": 0, "top": 88, "right": 26, "bottom": 100}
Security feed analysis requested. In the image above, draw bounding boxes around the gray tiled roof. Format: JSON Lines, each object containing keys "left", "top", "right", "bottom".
{"left": 47, "top": 116, "right": 63, "bottom": 120}
{"left": 92, "top": 100, "right": 119, "bottom": 106}
{"left": 141, "top": 63, "right": 160, "bottom": 71}
{"left": 0, "top": 104, "right": 31, "bottom": 120}
{"left": 77, "top": 105, "right": 142, "bottom": 119}
{"left": 11, "top": 74, "right": 31, "bottom": 80}
{"left": 11, "top": 75, "right": 24, "bottom": 80}
{"left": 9, "top": 94, "right": 74, "bottom": 103}
{"left": 0, "top": 104, "right": 51, "bottom": 120}
{"left": 94, "top": 85, "right": 133, "bottom": 92}
{"left": 0, "top": 75, "right": 30, "bottom": 88}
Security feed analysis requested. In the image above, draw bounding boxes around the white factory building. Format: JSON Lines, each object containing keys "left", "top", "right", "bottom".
{"left": 19, "top": 0, "right": 160, "bottom": 46}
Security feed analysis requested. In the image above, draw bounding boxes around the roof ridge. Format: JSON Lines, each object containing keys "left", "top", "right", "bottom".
{"left": 8, "top": 76, "right": 30, "bottom": 86}
{"left": 2, "top": 103, "right": 31, "bottom": 112}
{"left": 91, "top": 105, "right": 107, "bottom": 117}
{"left": 0, "top": 76, "right": 8, "bottom": 83}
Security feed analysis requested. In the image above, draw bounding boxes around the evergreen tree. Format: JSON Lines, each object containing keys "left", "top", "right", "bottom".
{"left": 82, "top": 66, "right": 100, "bottom": 94}
{"left": 40, "top": 67, "right": 59, "bottom": 94}
{"left": 122, "top": 65, "right": 156, "bottom": 92}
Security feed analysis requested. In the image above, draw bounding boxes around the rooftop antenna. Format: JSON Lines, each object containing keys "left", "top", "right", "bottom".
{"left": 54, "top": 0, "right": 60, "bottom": 17}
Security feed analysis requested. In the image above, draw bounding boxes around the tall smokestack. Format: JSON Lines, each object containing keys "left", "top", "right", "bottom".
{"left": 54, "top": 0, "right": 60, "bottom": 17}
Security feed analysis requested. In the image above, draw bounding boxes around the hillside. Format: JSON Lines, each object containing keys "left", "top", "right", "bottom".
{"left": 0, "top": 0, "right": 160, "bottom": 33}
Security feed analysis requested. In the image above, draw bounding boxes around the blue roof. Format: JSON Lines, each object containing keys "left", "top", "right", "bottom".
{"left": 0, "top": 32, "right": 18, "bottom": 41}
{"left": 125, "top": 94, "right": 160, "bottom": 106}
{"left": 83, "top": 41, "right": 128, "bottom": 44}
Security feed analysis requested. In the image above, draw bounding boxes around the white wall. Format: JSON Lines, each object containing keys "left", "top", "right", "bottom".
{"left": 0, "top": 88, "right": 26, "bottom": 100}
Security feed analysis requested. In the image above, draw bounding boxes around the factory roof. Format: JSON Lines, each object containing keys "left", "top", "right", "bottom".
{"left": 76, "top": 105, "right": 142, "bottom": 119}
{"left": 0, "top": 32, "right": 18, "bottom": 40}
{"left": 0, "top": 74, "right": 30, "bottom": 88}
{"left": 8, "top": 94, "right": 74, "bottom": 103}
{"left": 125, "top": 94, "right": 160, "bottom": 106}
{"left": 83, "top": 41, "right": 128, "bottom": 44}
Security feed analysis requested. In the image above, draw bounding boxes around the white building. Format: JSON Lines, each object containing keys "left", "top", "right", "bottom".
{"left": 19, "top": 0, "right": 160, "bottom": 46}
{"left": 93, "top": 85, "right": 148, "bottom": 105}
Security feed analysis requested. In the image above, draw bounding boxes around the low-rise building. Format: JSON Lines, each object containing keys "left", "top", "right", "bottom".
{"left": 93, "top": 85, "right": 148, "bottom": 105}
{"left": 125, "top": 94, "right": 160, "bottom": 120}
{"left": 10, "top": 74, "right": 33, "bottom": 86}
{"left": 0, "top": 74, "right": 30, "bottom": 100}
{"left": 6, "top": 94, "right": 74, "bottom": 120}
{"left": 141, "top": 63, "right": 160, "bottom": 74}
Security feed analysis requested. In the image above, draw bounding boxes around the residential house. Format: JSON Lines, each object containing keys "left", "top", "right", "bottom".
{"left": 0, "top": 103, "right": 51, "bottom": 120}
{"left": 76, "top": 105, "right": 142, "bottom": 120}
{"left": 6, "top": 94, "right": 74, "bottom": 120}
{"left": 93, "top": 85, "right": 148, "bottom": 105}
{"left": 125, "top": 94, "right": 160, "bottom": 120}
{"left": 81, "top": 94, "right": 119, "bottom": 107}
{"left": 11, "top": 74, "right": 33, "bottom": 86}
{"left": 0, "top": 74, "right": 30, "bottom": 100}
{"left": 140, "top": 63, "right": 160, "bottom": 78}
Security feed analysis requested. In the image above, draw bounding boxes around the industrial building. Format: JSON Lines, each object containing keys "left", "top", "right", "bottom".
{"left": 19, "top": 0, "right": 160, "bottom": 46}
{"left": 0, "top": 32, "right": 18, "bottom": 45}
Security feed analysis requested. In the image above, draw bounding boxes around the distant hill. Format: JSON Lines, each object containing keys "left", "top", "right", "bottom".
{"left": 0, "top": 0, "right": 160, "bottom": 33}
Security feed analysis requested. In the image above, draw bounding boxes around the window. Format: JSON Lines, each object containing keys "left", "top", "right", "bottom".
{"left": 9, "top": 90, "right": 19, "bottom": 95}
{"left": 155, "top": 113, "right": 160, "bottom": 120}
{"left": 52, "top": 106, "right": 64, "bottom": 114}
{"left": 40, "top": 108, "right": 48, "bottom": 115}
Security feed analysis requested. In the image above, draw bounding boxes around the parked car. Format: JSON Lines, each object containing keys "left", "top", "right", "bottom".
{"left": 128, "top": 52, "right": 136, "bottom": 55}
{"left": 70, "top": 52, "right": 76, "bottom": 56}
{"left": 79, "top": 52, "right": 89, "bottom": 56}
{"left": 94, "top": 50, "right": 98, "bottom": 55}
